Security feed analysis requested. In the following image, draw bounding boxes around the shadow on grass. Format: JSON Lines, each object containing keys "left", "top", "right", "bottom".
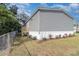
{"left": 12, "top": 36, "right": 34, "bottom": 46}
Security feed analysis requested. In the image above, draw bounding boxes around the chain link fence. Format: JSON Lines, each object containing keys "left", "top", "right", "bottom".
{"left": 0, "top": 31, "right": 17, "bottom": 55}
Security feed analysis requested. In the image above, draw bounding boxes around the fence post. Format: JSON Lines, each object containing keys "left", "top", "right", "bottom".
{"left": 6, "top": 33, "right": 11, "bottom": 55}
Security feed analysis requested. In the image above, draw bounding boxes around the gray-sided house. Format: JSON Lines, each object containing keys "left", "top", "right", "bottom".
{"left": 74, "top": 22, "right": 79, "bottom": 32}
{"left": 27, "top": 7, "right": 75, "bottom": 40}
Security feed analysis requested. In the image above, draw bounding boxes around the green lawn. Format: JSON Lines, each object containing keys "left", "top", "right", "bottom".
{"left": 9, "top": 34, "right": 79, "bottom": 56}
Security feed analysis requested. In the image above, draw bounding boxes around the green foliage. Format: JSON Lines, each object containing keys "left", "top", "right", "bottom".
{"left": 10, "top": 5, "right": 18, "bottom": 15}
{"left": 0, "top": 4, "right": 21, "bottom": 35}
{"left": 0, "top": 3, "right": 6, "bottom": 9}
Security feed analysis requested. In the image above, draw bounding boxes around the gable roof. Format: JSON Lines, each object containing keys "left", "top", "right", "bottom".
{"left": 26, "top": 7, "right": 74, "bottom": 23}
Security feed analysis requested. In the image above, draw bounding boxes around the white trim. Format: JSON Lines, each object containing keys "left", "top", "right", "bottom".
{"left": 29, "top": 31, "right": 41, "bottom": 40}
{"left": 29, "top": 31, "right": 74, "bottom": 40}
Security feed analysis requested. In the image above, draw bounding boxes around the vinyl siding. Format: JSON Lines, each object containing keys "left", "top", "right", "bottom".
{"left": 29, "top": 11, "right": 40, "bottom": 31}
{"left": 39, "top": 10, "right": 73, "bottom": 31}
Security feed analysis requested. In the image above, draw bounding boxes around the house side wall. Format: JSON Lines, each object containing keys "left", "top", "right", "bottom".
{"left": 39, "top": 10, "right": 74, "bottom": 31}
{"left": 28, "top": 11, "right": 40, "bottom": 31}
{"left": 28, "top": 10, "right": 74, "bottom": 40}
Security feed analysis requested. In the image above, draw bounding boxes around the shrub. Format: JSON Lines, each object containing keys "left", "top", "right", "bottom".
{"left": 62, "top": 35, "right": 66, "bottom": 38}
{"left": 23, "top": 32, "right": 29, "bottom": 36}
{"left": 49, "top": 34, "right": 52, "bottom": 39}
{"left": 55, "top": 35, "right": 59, "bottom": 39}
{"left": 28, "top": 35, "right": 32, "bottom": 38}
{"left": 43, "top": 37, "right": 47, "bottom": 41}
{"left": 69, "top": 33, "right": 72, "bottom": 37}
{"left": 59, "top": 34, "right": 61, "bottom": 38}
{"left": 32, "top": 37, "right": 37, "bottom": 40}
{"left": 64, "top": 33, "right": 67, "bottom": 37}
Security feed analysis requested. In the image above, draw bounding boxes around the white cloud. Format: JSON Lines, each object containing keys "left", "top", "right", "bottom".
{"left": 50, "top": 4, "right": 69, "bottom": 11}
{"left": 28, "top": 9, "right": 31, "bottom": 13}
{"left": 16, "top": 3, "right": 31, "bottom": 9}
{"left": 11, "top": 3, "right": 31, "bottom": 16}
{"left": 75, "top": 10, "right": 79, "bottom": 14}
{"left": 70, "top": 3, "right": 79, "bottom": 7}
{"left": 9, "top": 3, "right": 30, "bottom": 7}
{"left": 68, "top": 3, "right": 79, "bottom": 13}
{"left": 51, "top": 5, "right": 64, "bottom": 8}
{"left": 17, "top": 5, "right": 25, "bottom": 9}
{"left": 24, "top": 11, "right": 31, "bottom": 16}
{"left": 23, "top": 3, "right": 30, "bottom": 6}
{"left": 17, "top": 9, "right": 31, "bottom": 16}
{"left": 40, "top": 3, "right": 48, "bottom": 7}
{"left": 50, "top": 4, "right": 79, "bottom": 13}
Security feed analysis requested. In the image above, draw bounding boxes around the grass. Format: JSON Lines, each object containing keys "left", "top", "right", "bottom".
{"left": 9, "top": 34, "right": 79, "bottom": 56}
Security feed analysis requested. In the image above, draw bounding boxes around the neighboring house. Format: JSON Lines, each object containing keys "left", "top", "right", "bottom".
{"left": 73, "top": 20, "right": 79, "bottom": 32}
{"left": 74, "top": 23, "right": 79, "bottom": 32}
{"left": 27, "top": 7, "right": 74, "bottom": 40}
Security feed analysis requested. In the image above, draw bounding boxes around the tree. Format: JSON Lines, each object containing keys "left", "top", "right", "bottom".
{"left": 0, "top": 3, "right": 21, "bottom": 35}
{"left": 9, "top": 4, "right": 29, "bottom": 26}
{"left": 0, "top": 3, "right": 7, "bottom": 8}
{"left": 17, "top": 11, "right": 29, "bottom": 26}
{"left": 9, "top": 5, "right": 18, "bottom": 15}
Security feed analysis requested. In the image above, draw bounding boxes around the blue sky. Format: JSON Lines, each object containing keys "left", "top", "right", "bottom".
{"left": 10, "top": 3, "right": 79, "bottom": 22}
